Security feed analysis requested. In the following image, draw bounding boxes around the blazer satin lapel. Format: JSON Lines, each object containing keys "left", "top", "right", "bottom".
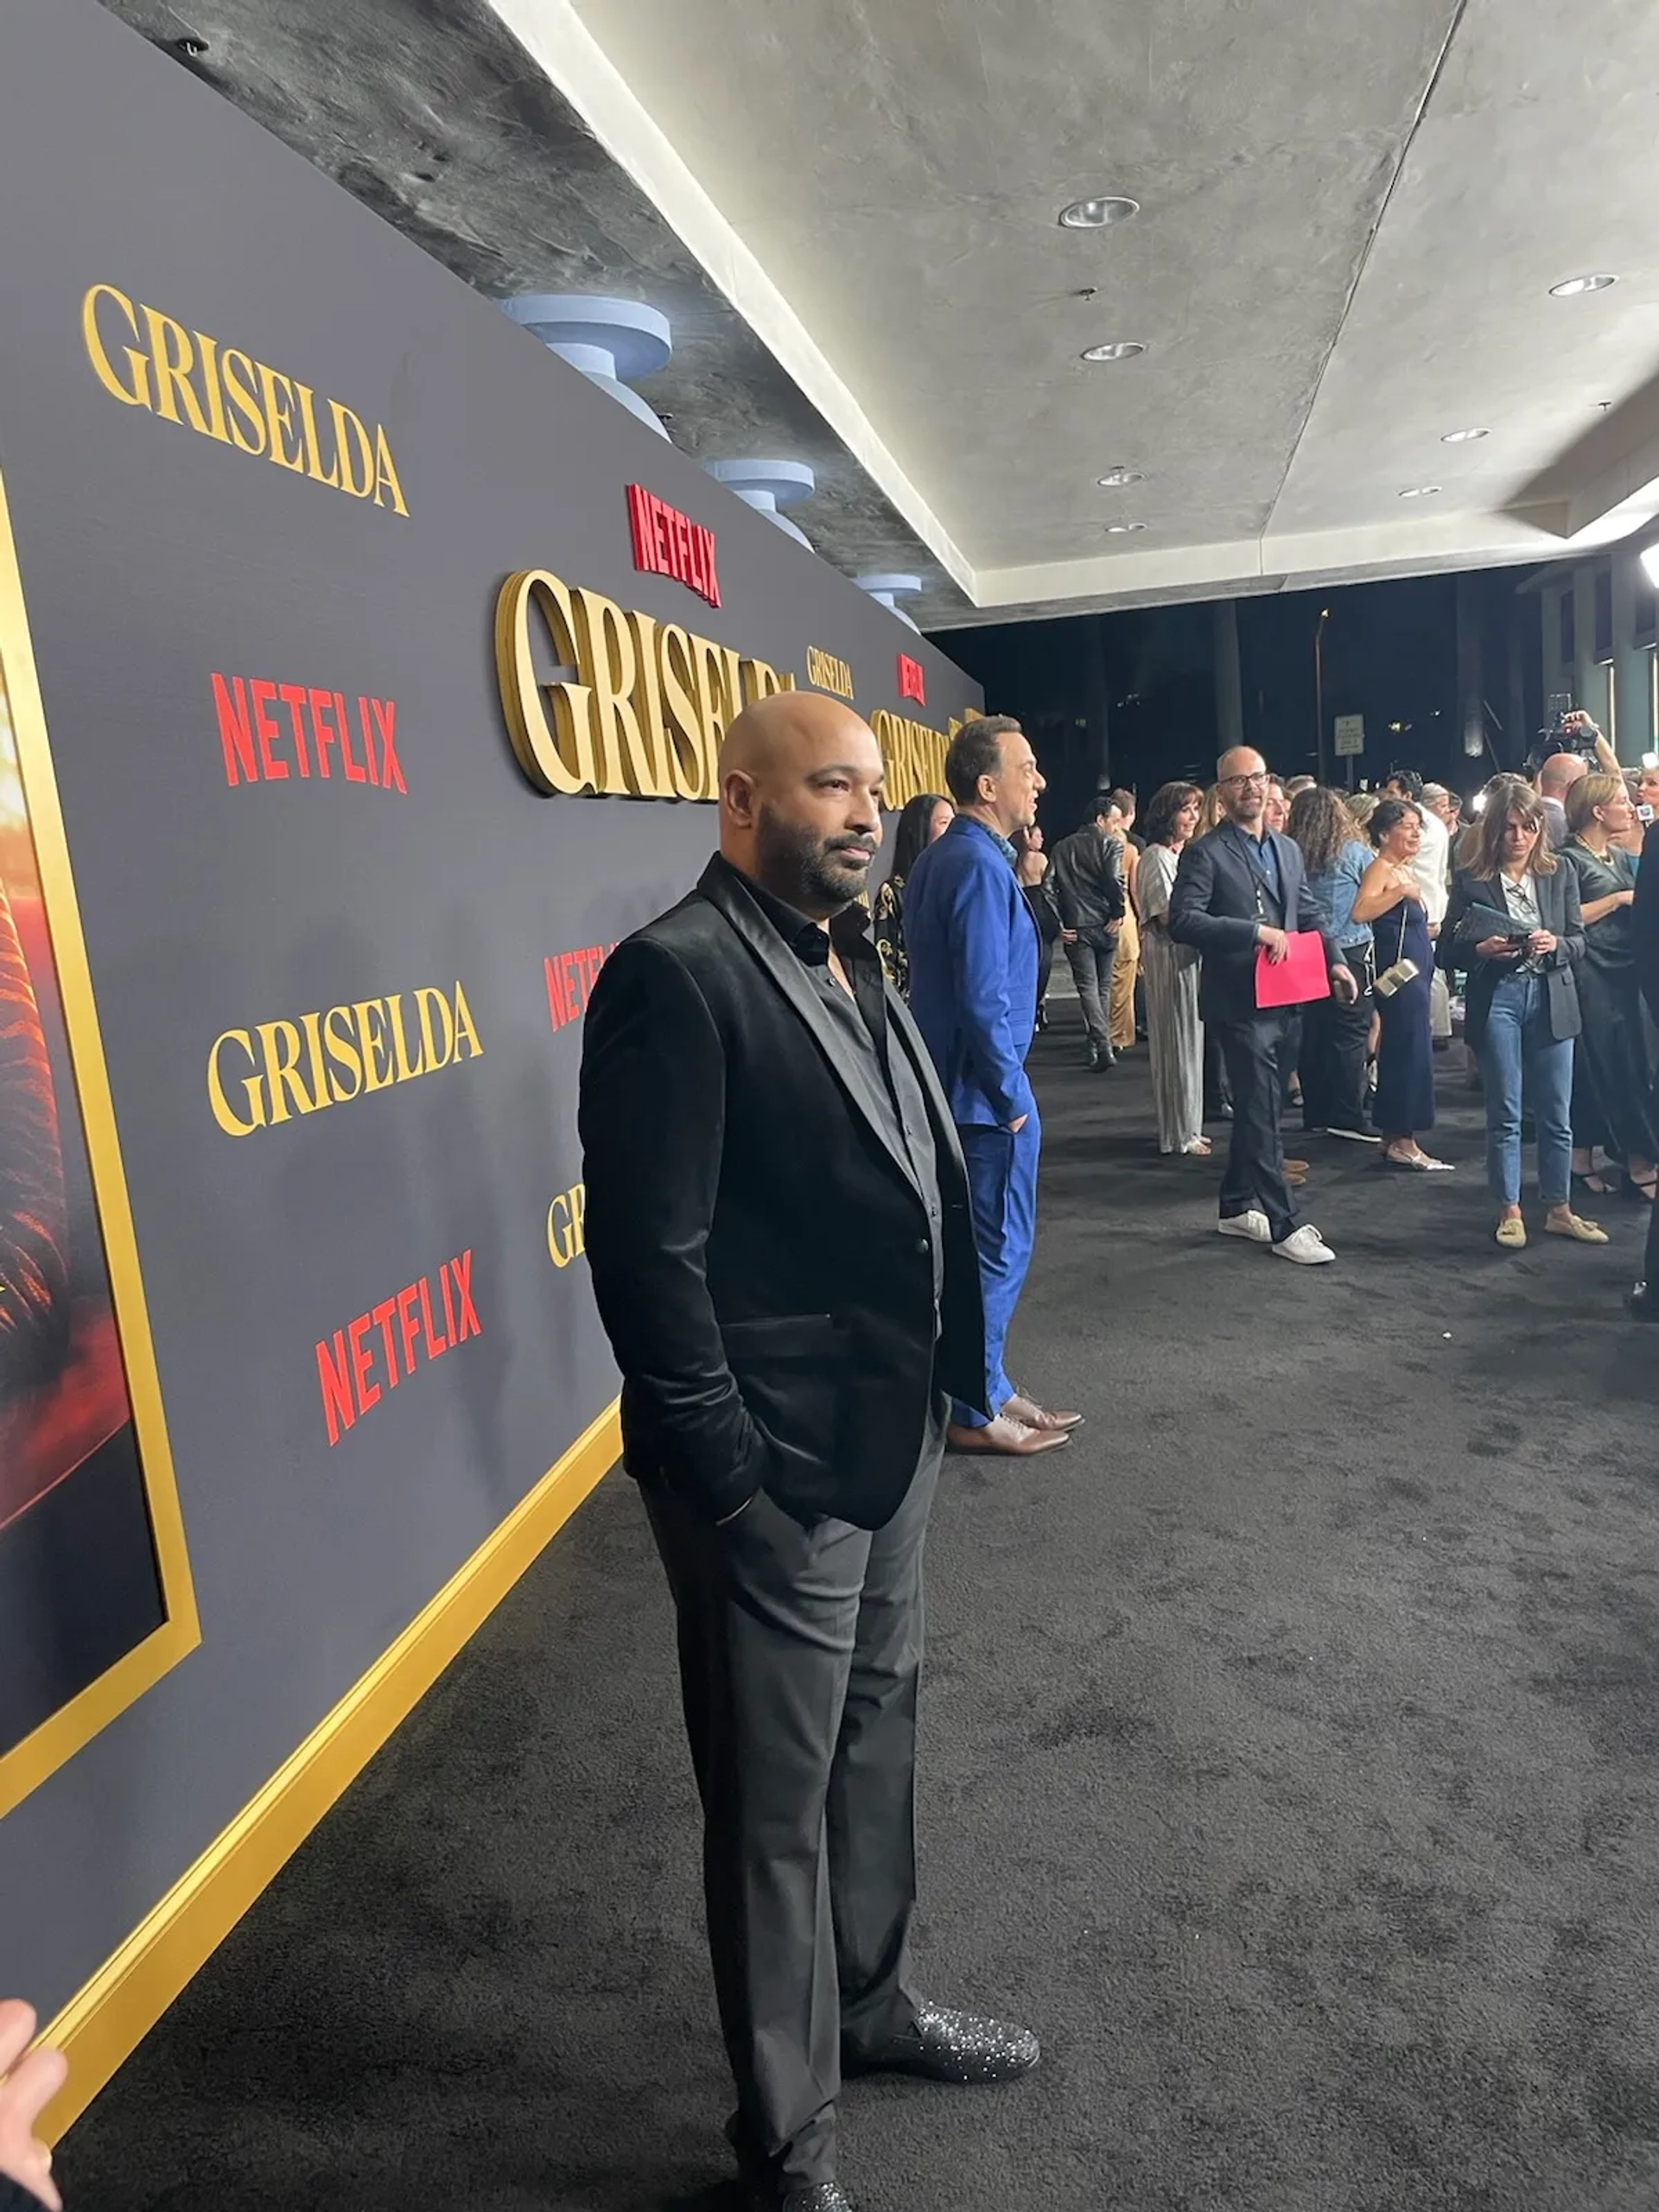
{"left": 698, "top": 866, "right": 923, "bottom": 1196}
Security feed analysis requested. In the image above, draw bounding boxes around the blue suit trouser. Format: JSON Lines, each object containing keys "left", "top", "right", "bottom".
{"left": 952, "top": 1111, "right": 1040, "bottom": 1427}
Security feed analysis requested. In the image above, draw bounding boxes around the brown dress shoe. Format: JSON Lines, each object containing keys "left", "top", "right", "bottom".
{"left": 946, "top": 1414, "right": 1069, "bottom": 1457}
{"left": 1001, "top": 1392, "right": 1084, "bottom": 1433}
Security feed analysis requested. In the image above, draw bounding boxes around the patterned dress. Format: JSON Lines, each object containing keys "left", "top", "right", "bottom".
{"left": 873, "top": 873, "right": 909, "bottom": 995}
{"left": 1136, "top": 842, "right": 1204, "bottom": 1152}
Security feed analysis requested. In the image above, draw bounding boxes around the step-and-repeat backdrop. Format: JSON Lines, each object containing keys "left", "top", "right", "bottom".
{"left": 0, "top": 0, "right": 981, "bottom": 2019}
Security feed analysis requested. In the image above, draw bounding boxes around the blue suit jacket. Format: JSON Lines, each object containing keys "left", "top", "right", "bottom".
{"left": 903, "top": 815, "right": 1038, "bottom": 1128}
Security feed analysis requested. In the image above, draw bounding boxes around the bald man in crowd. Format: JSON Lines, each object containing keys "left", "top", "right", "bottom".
{"left": 579, "top": 691, "right": 1037, "bottom": 2212}
{"left": 1536, "top": 750, "right": 1588, "bottom": 849}
{"left": 1169, "top": 746, "right": 1357, "bottom": 1264}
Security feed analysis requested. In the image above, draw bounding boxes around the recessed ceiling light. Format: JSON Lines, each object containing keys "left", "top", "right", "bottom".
{"left": 1440, "top": 427, "right": 1490, "bottom": 443}
{"left": 1097, "top": 467, "right": 1146, "bottom": 486}
{"left": 1082, "top": 341, "right": 1146, "bottom": 363}
{"left": 1105, "top": 520, "right": 1147, "bottom": 532}
{"left": 1550, "top": 273, "right": 1617, "bottom": 296}
{"left": 1398, "top": 485, "right": 1441, "bottom": 498}
{"left": 1059, "top": 195, "right": 1140, "bottom": 229}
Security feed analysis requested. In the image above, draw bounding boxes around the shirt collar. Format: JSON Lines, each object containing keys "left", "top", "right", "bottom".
{"left": 713, "top": 854, "right": 876, "bottom": 972}
{"left": 953, "top": 813, "right": 1018, "bottom": 866}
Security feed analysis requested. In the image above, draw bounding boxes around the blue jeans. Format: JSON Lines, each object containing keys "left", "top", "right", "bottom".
{"left": 1478, "top": 973, "right": 1573, "bottom": 1209}
{"left": 952, "top": 1112, "right": 1039, "bottom": 1427}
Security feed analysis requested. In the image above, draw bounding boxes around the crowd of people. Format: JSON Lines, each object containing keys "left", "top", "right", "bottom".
{"left": 870, "top": 720, "right": 1659, "bottom": 1308}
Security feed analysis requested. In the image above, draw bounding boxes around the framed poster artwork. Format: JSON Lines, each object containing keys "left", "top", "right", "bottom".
{"left": 0, "top": 467, "right": 197, "bottom": 1817}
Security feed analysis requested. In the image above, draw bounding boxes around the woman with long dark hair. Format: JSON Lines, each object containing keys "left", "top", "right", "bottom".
{"left": 1351, "top": 797, "right": 1448, "bottom": 1172}
{"left": 1445, "top": 778, "right": 1604, "bottom": 1249}
{"left": 873, "top": 791, "right": 951, "bottom": 994}
{"left": 1287, "top": 785, "right": 1377, "bottom": 1143}
{"left": 1561, "top": 773, "right": 1657, "bottom": 1201}
{"left": 1013, "top": 822, "right": 1064, "bottom": 1030}
{"left": 1135, "top": 780, "right": 1206, "bottom": 1154}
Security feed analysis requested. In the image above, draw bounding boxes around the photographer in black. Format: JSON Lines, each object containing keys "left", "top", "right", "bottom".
{"left": 1529, "top": 709, "right": 1619, "bottom": 849}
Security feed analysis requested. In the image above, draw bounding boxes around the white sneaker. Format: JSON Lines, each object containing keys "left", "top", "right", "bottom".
{"left": 1274, "top": 1224, "right": 1335, "bottom": 1265}
{"left": 1218, "top": 1210, "right": 1272, "bottom": 1244}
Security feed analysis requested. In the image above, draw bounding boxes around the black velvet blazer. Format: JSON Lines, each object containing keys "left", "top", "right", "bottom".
{"left": 579, "top": 857, "right": 987, "bottom": 1531}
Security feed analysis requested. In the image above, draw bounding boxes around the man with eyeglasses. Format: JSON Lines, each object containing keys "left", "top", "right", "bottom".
{"left": 1169, "top": 748, "right": 1358, "bottom": 1265}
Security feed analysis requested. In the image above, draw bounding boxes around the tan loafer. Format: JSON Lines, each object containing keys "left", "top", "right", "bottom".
{"left": 1495, "top": 1217, "right": 1527, "bottom": 1249}
{"left": 1545, "top": 1211, "right": 1610, "bottom": 1244}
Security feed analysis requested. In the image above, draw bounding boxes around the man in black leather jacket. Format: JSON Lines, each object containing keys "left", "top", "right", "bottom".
{"left": 1050, "top": 794, "right": 1128, "bottom": 1069}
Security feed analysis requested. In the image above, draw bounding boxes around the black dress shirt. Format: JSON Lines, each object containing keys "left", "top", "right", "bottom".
{"left": 737, "top": 868, "right": 944, "bottom": 1306}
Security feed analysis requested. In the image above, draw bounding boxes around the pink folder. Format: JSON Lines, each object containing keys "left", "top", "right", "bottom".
{"left": 1254, "top": 931, "right": 1331, "bottom": 1009}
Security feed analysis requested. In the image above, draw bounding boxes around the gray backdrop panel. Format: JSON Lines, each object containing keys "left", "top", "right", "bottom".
{"left": 0, "top": 0, "right": 981, "bottom": 2015}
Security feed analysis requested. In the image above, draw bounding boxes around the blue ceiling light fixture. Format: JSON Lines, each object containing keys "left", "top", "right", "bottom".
{"left": 702, "top": 459, "right": 817, "bottom": 548}
{"left": 855, "top": 573, "right": 924, "bottom": 632}
{"left": 1058, "top": 195, "right": 1140, "bottom": 229}
{"left": 501, "top": 294, "right": 673, "bottom": 438}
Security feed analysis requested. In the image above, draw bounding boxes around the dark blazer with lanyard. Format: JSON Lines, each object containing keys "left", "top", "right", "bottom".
{"left": 1167, "top": 820, "right": 1338, "bottom": 1021}
{"left": 1169, "top": 821, "right": 1342, "bottom": 1244}
{"left": 1441, "top": 862, "right": 1583, "bottom": 1050}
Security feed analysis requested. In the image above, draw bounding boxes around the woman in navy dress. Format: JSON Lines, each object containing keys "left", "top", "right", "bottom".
{"left": 1351, "top": 797, "right": 1450, "bottom": 1172}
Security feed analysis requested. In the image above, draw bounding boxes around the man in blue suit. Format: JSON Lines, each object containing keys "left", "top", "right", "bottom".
{"left": 905, "top": 717, "right": 1078, "bottom": 1456}
{"left": 1168, "top": 746, "right": 1357, "bottom": 1266}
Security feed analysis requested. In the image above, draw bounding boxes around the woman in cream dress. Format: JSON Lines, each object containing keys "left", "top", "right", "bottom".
{"left": 1135, "top": 781, "right": 1207, "bottom": 1154}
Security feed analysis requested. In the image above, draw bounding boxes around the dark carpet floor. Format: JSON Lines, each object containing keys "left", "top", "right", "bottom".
{"left": 65, "top": 1013, "right": 1659, "bottom": 2212}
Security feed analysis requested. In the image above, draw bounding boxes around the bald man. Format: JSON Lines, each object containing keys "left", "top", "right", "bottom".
{"left": 1537, "top": 750, "right": 1588, "bottom": 849}
{"left": 1169, "top": 747, "right": 1357, "bottom": 1264}
{"left": 579, "top": 692, "right": 1037, "bottom": 2212}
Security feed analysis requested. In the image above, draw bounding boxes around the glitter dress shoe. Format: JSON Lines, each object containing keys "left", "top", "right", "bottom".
{"left": 843, "top": 2001, "right": 1040, "bottom": 2085}
{"left": 1002, "top": 1391, "right": 1084, "bottom": 1433}
{"left": 945, "top": 1414, "right": 1068, "bottom": 1458}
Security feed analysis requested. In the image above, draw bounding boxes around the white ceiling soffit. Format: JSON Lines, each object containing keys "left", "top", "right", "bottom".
{"left": 492, "top": 0, "right": 1659, "bottom": 616}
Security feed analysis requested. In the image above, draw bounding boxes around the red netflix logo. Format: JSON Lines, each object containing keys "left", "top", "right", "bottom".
{"left": 213, "top": 674, "right": 407, "bottom": 793}
{"left": 545, "top": 944, "right": 615, "bottom": 1033}
{"left": 315, "top": 1250, "right": 480, "bottom": 1446}
{"left": 627, "top": 484, "right": 721, "bottom": 607}
{"left": 897, "top": 654, "right": 926, "bottom": 707}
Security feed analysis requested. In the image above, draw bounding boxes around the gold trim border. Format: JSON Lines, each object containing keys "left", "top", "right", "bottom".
{"left": 0, "top": 462, "right": 201, "bottom": 1819}
{"left": 42, "top": 1399, "right": 620, "bottom": 2139}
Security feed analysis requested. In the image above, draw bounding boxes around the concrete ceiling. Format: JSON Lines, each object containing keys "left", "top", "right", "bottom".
{"left": 100, "top": 0, "right": 1659, "bottom": 632}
